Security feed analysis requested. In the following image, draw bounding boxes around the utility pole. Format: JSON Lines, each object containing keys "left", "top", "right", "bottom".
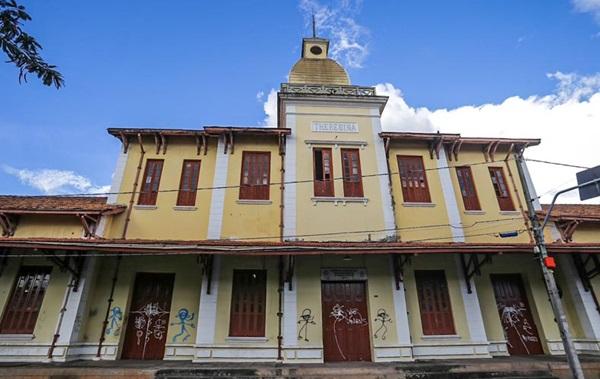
{"left": 515, "top": 151, "right": 585, "bottom": 379}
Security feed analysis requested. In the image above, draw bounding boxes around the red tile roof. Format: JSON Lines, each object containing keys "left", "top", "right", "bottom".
{"left": 0, "top": 196, "right": 126, "bottom": 215}
{"left": 540, "top": 204, "right": 600, "bottom": 222}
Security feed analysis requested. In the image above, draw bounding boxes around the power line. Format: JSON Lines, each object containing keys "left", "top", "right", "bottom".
{"left": 29, "top": 158, "right": 517, "bottom": 198}
{"left": 525, "top": 158, "right": 589, "bottom": 170}
{"left": 211, "top": 216, "right": 525, "bottom": 241}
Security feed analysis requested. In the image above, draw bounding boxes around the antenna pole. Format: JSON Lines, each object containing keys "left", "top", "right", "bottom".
{"left": 312, "top": 13, "right": 316, "bottom": 37}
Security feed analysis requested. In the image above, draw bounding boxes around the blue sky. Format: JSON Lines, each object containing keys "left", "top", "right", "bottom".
{"left": 1, "top": 0, "right": 600, "bottom": 201}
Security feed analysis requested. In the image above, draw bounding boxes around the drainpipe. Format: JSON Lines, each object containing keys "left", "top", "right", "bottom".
{"left": 121, "top": 134, "right": 145, "bottom": 239}
{"left": 277, "top": 255, "right": 284, "bottom": 361}
{"left": 97, "top": 256, "right": 121, "bottom": 358}
{"left": 47, "top": 264, "right": 75, "bottom": 360}
{"left": 279, "top": 136, "right": 286, "bottom": 241}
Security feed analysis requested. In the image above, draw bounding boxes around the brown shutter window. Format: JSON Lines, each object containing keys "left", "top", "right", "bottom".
{"left": 138, "top": 159, "right": 164, "bottom": 205}
{"left": 314, "top": 148, "right": 334, "bottom": 197}
{"left": 229, "top": 270, "right": 267, "bottom": 337}
{"left": 0, "top": 266, "right": 52, "bottom": 334}
{"left": 415, "top": 270, "right": 456, "bottom": 335}
{"left": 456, "top": 166, "right": 481, "bottom": 211}
{"left": 239, "top": 152, "right": 270, "bottom": 200}
{"left": 489, "top": 167, "right": 515, "bottom": 211}
{"left": 397, "top": 155, "right": 431, "bottom": 203}
{"left": 177, "top": 160, "right": 201, "bottom": 206}
{"left": 341, "top": 148, "right": 364, "bottom": 198}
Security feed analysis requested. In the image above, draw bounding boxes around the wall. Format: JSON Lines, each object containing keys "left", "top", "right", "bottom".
{"left": 107, "top": 137, "right": 218, "bottom": 240}
{"left": 290, "top": 103, "right": 390, "bottom": 242}
{"left": 219, "top": 136, "right": 282, "bottom": 241}
{"left": 13, "top": 215, "right": 84, "bottom": 239}
{"left": 79, "top": 255, "right": 203, "bottom": 359}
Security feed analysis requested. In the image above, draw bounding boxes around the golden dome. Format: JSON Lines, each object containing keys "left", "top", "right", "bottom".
{"left": 288, "top": 37, "right": 350, "bottom": 85}
{"left": 289, "top": 58, "right": 350, "bottom": 85}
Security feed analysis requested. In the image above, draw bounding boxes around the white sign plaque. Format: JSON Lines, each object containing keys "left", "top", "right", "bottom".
{"left": 312, "top": 122, "right": 359, "bottom": 133}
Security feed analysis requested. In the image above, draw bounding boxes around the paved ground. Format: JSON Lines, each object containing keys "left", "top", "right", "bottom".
{"left": 0, "top": 355, "right": 599, "bottom": 378}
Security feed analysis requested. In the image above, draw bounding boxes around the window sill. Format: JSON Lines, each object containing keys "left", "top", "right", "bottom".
{"left": 464, "top": 210, "right": 485, "bottom": 215}
{"left": 0, "top": 334, "right": 35, "bottom": 341}
{"left": 311, "top": 197, "right": 369, "bottom": 206}
{"left": 173, "top": 206, "right": 197, "bottom": 211}
{"left": 402, "top": 202, "right": 436, "bottom": 208}
{"left": 225, "top": 336, "right": 268, "bottom": 343}
{"left": 499, "top": 210, "right": 521, "bottom": 216}
{"left": 421, "top": 334, "right": 461, "bottom": 340}
{"left": 236, "top": 199, "right": 272, "bottom": 205}
{"left": 134, "top": 205, "right": 157, "bottom": 210}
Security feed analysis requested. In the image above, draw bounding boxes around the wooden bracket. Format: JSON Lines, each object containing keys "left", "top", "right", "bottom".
{"left": 572, "top": 254, "right": 600, "bottom": 313}
{"left": 78, "top": 214, "right": 100, "bottom": 238}
{"left": 429, "top": 136, "right": 444, "bottom": 160}
{"left": 118, "top": 132, "right": 129, "bottom": 153}
{"left": 43, "top": 251, "right": 85, "bottom": 291}
{"left": 460, "top": 254, "right": 493, "bottom": 293}
{"left": 556, "top": 220, "right": 581, "bottom": 243}
{"left": 200, "top": 255, "right": 214, "bottom": 294}
{"left": 0, "top": 212, "right": 17, "bottom": 237}
{"left": 504, "top": 143, "right": 515, "bottom": 162}
{"left": 392, "top": 254, "right": 411, "bottom": 290}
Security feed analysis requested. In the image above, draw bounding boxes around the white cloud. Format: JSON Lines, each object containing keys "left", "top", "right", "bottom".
{"left": 262, "top": 89, "right": 278, "bottom": 127}
{"left": 256, "top": 91, "right": 265, "bottom": 101}
{"left": 572, "top": 0, "right": 600, "bottom": 24}
{"left": 2, "top": 165, "right": 110, "bottom": 195}
{"left": 375, "top": 72, "right": 600, "bottom": 204}
{"left": 299, "top": 0, "right": 369, "bottom": 69}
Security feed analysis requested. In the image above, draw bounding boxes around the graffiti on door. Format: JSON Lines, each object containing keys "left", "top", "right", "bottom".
{"left": 131, "top": 302, "right": 169, "bottom": 356}
{"left": 498, "top": 301, "right": 539, "bottom": 353}
{"left": 329, "top": 303, "right": 368, "bottom": 360}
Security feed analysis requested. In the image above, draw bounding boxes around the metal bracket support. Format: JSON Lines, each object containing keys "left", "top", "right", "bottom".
{"left": 460, "top": 254, "right": 493, "bottom": 293}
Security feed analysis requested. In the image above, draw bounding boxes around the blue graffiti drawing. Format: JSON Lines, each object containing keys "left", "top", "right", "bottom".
{"left": 105, "top": 306, "right": 123, "bottom": 336}
{"left": 171, "top": 308, "right": 195, "bottom": 342}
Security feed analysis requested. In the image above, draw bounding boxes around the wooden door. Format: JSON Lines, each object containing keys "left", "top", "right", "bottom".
{"left": 321, "top": 281, "right": 371, "bottom": 362}
{"left": 122, "top": 273, "right": 175, "bottom": 360}
{"left": 491, "top": 274, "right": 543, "bottom": 355}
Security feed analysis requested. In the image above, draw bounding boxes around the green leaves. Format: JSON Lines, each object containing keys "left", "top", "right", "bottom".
{"left": 0, "top": 0, "right": 64, "bottom": 89}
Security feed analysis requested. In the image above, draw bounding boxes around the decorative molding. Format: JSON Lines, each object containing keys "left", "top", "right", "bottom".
{"left": 236, "top": 200, "right": 273, "bottom": 205}
{"left": 402, "top": 202, "right": 436, "bottom": 208}
{"left": 311, "top": 197, "right": 369, "bottom": 206}
{"left": 194, "top": 345, "right": 279, "bottom": 362}
{"left": 464, "top": 210, "right": 486, "bottom": 215}
{"left": 281, "top": 83, "right": 376, "bottom": 97}
{"left": 172, "top": 206, "right": 198, "bottom": 211}
{"left": 225, "top": 337, "right": 269, "bottom": 343}
{"left": 311, "top": 122, "right": 358, "bottom": 133}
{"left": 412, "top": 341, "right": 491, "bottom": 359}
{"left": 321, "top": 268, "right": 367, "bottom": 281}
{"left": 304, "top": 140, "right": 367, "bottom": 149}
{"left": 133, "top": 205, "right": 157, "bottom": 210}
{"left": 283, "top": 274, "right": 298, "bottom": 347}
{"left": 389, "top": 256, "right": 412, "bottom": 352}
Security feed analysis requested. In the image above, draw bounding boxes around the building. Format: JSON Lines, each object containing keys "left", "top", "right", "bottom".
{"left": 0, "top": 35, "right": 599, "bottom": 364}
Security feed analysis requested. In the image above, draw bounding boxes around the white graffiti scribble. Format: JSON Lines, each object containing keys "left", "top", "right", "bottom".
{"left": 498, "top": 301, "right": 539, "bottom": 354}
{"left": 131, "top": 302, "right": 169, "bottom": 357}
{"left": 329, "top": 304, "right": 368, "bottom": 360}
